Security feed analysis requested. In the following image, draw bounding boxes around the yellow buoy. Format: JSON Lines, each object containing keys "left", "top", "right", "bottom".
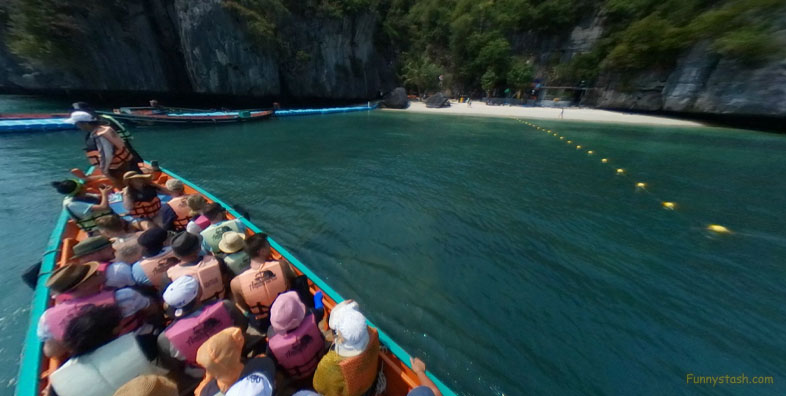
{"left": 576, "top": 145, "right": 582, "bottom": 149}
{"left": 559, "top": 136, "right": 564, "bottom": 140}
{"left": 616, "top": 168, "right": 625, "bottom": 174}
{"left": 636, "top": 182, "right": 646, "bottom": 189}
{"left": 707, "top": 224, "right": 731, "bottom": 234}
{"left": 662, "top": 201, "right": 676, "bottom": 210}
{"left": 567, "top": 140, "right": 572, "bottom": 144}
{"left": 587, "top": 150, "right": 594, "bottom": 155}
{"left": 601, "top": 158, "right": 608, "bottom": 163}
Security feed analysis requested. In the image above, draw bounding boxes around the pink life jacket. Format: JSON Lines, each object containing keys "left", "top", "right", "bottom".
{"left": 163, "top": 301, "right": 233, "bottom": 364}
{"left": 166, "top": 255, "right": 224, "bottom": 302}
{"left": 45, "top": 291, "right": 116, "bottom": 341}
{"left": 267, "top": 313, "right": 325, "bottom": 379}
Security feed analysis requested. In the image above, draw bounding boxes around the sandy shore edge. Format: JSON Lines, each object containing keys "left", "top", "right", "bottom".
{"left": 382, "top": 101, "right": 704, "bottom": 127}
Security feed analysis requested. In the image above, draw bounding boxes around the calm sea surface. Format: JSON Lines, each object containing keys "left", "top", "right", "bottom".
{"left": 1, "top": 95, "right": 785, "bottom": 395}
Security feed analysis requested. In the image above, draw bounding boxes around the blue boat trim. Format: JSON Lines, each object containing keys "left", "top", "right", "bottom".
{"left": 162, "top": 166, "right": 456, "bottom": 396}
{"left": 16, "top": 209, "right": 70, "bottom": 396}
{"left": 0, "top": 118, "right": 75, "bottom": 133}
{"left": 274, "top": 104, "right": 378, "bottom": 117}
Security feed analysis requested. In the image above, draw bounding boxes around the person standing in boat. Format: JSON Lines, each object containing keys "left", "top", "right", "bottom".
{"left": 313, "top": 300, "right": 381, "bottom": 396}
{"left": 65, "top": 110, "right": 137, "bottom": 188}
{"left": 200, "top": 203, "right": 247, "bottom": 254}
{"left": 72, "top": 101, "right": 144, "bottom": 164}
{"left": 122, "top": 171, "right": 173, "bottom": 229}
{"left": 36, "top": 261, "right": 155, "bottom": 359}
{"left": 51, "top": 179, "right": 113, "bottom": 235}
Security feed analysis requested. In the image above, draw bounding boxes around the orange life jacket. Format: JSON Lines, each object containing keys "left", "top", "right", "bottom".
{"left": 129, "top": 196, "right": 161, "bottom": 219}
{"left": 136, "top": 248, "right": 179, "bottom": 289}
{"left": 166, "top": 196, "right": 191, "bottom": 231}
{"left": 166, "top": 255, "right": 224, "bottom": 302}
{"left": 236, "top": 261, "right": 288, "bottom": 320}
{"left": 339, "top": 327, "right": 380, "bottom": 396}
{"left": 84, "top": 126, "right": 133, "bottom": 169}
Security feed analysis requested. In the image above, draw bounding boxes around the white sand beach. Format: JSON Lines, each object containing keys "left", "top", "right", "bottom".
{"left": 385, "top": 101, "right": 705, "bottom": 127}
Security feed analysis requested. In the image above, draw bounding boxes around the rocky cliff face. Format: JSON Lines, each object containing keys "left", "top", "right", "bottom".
{"left": 0, "top": 0, "right": 390, "bottom": 100}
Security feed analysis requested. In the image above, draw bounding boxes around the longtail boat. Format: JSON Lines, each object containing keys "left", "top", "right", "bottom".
{"left": 97, "top": 107, "right": 274, "bottom": 126}
{"left": 17, "top": 165, "right": 456, "bottom": 396}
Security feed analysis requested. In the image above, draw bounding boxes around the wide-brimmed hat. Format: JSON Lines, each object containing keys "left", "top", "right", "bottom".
{"left": 45, "top": 261, "right": 100, "bottom": 293}
{"left": 171, "top": 231, "right": 201, "bottom": 256}
{"left": 270, "top": 291, "right": 306, "bottom": 333}
{"left": 113, "top": 375, "right": 178, "bottom": 396}
{"left": 123, "top": 171, "right": 153, "bottom": 181}
{"left": 71, "top": 236, "right": 112, "bottom": 258}
{"left": 64, "top": 111, "right": 96, "bottom": 124}
{"left": 218, "top": 231, "right": 245, "bottom": 254}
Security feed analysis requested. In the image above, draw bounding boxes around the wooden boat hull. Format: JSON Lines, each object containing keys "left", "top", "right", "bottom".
{"left": 17, "top": 166, "right": 456, "bottom": 396}
{"left": 97, "top": 109, "right": 274, "bottom": 126}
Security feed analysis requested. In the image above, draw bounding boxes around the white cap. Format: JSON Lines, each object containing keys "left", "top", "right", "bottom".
{"left": 64, "top": 111, "right": 97, "bottom": 124}
{"left": 225, "top": 372, "right": 273, "bottom": 396}
{"left": 163, "top": 275, "right": 199, "bottom": 310}
{"left": 333, "top": 308, "right": 369, "bottom": 357}
{"left": 328, "top": 300, "right": 361, "bottom": 330}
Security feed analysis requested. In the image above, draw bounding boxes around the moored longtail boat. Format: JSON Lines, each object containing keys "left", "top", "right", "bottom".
{"left": 97, "top": 107, "right": 274, "bottom": 126}
{"left": 17, "top": 165, "right": 456, "bottom": 396}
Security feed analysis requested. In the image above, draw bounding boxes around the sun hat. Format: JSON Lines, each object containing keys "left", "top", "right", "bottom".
{"left": 171, "top": 231, "right": 201, "bottom": 256}
{"left": 407, "top": 386, "right": 436, "bottom": 396}
{"left": 270, "top": 291, "right": 307, "bottom": 333}
{"left": 163, "top": 275, "right": 199, "bottom": 314}
{"left": 225, "top": 372, "right": 273, "bottom": 396}
{"left": 123, "top": 171, "right": 153, "bottom": 182}
{"left": 333, "top": 309, "right": 369, "bottom": 357}
{"left": 64, "top": 111, "right": 96, "bottom": 124}
{"left": 328, "top": 299, "right": 361, "bottom": 330}
{"left": 196, "top": 327, "right": 246, "bottom": 393}
{"left": 113, "top": 375, "right": 178, "bottom": 396}
{"left": 45, "top": 261, "right": 100, "bottom": 293}
{"left": 137, "top": 227, "right": 168, "bottom": 256}
{"left": 71, "top": 236, "right": 112, "bottom": 258}
{"left": 218, "top": 231, "right": 245, "bottom": 254}
{"left": 165, "top": 179, "right": 184, "bottom": 193}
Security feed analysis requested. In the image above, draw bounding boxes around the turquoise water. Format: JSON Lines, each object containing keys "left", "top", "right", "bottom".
{"left": 1, "top": 95, "right": 786, "bottom": 395}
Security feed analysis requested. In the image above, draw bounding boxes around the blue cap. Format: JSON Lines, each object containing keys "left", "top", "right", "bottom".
{"left": 408, "top": 386, "right": 436, "bottom": 396}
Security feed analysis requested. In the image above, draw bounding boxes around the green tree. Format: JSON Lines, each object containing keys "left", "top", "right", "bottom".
{"left": 506, "top": 59, "right": 534, "bottom": 94}
{"left": 401, "top": 57, "right": 442, "bottom": 96}
{"left": 481, "top": 69, "right": 498, "bottom": 97}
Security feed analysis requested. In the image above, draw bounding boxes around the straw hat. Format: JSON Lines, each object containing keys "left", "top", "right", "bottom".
{"left": 45, "top": 261, "right": 100, "bottom": 293}
{"left": 218, "top": 231, "right": 245, "bottom": 254}
{"left": 123, "top": 171, "right": 152, "bottom": 181}
{"left": 113, "top": 375, "right": 178, "bottom": 396}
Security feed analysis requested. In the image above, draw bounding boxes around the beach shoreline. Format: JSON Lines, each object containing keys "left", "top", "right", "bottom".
{"left": 383, "top": 101, "right": 705, "bottom": 127}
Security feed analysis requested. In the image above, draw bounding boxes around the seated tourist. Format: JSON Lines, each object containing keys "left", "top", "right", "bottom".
{"left": 218, "top": 231, "right": 250, "bottom": 275}
{"left": 195, "top": 327, "right": 277, "bottom": 396}
{"left": 50, "top": 305, "right": 166, "bottom": 396}
{"left": 132, "top": 227, "right": 180, "bottom": 290}
{"left": 313, "top": 300, "right": 380, "bottom": 396}
{"left": 105, "top": 244, "right": 141, "bottom": 289}
{"left": 163, "top": 179, "right": 193, "bottom": 231}
{"left": 163, "top": 232, "right": 226, "bottom": 302}
{"left": 37, "top": 262, "right": 154, "bottom": 359}
{"left": 200, "top": 203, "right": 246, "bottom": 253}
{"left": 266, "top": 291, "right": 326, "bottom": 382}
{"left": 122, "top": 171, "right": 172, "bottom": 229}
{"left": 52, "top": 179, "right": 113, "bottom": 234}
{"left": 407, "top": 357, "right": 443, "bottom": 396}
{"left": 157, "top": 276, "right": 247, "bottom": 376}
{"left": 229, "top": 234, "right": 295, "bottom": 330}
{"left": 95, "top": 214, "right": 142, "bottom": 248}
{"left": 71, "top": 235, "right": 116, "bottom": 265}
{"left": 114, "top": 375, "right": 178, "bottom": 396}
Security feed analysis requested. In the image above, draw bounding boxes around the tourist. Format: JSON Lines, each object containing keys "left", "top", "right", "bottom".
{"left": 313, "top": 300, "right": 380, "bottom": 396}
{"left": 407, "top": 357, "right": 443, "bottom": 396}
{"left": 65, "top": 110, "right": 136, "bottom": 188}
{"left": 122, "top": 171, "right": 171, "bottom": 229}
{"left": 195, "top": 327, "right": 277, "bottom": 396}
{"left": 132, "top": 227, "right": 180, "bottom": 290}
{"left": 200, "top": 203, "right": 246, "bottom": 253}
{"left": 49, "top": 305, "right": 167, "bottom": 396}
{"left": 163, "top": 231, "right": 226, "bottom": 302}
{"left": 114, "top": 375, "right": 178, "bottom": 396}
{"left": 37, "top": 262, "right": 154, "bottom": 359}
{"left": 106, "top": 244, "right": 141, "bottom": 289}
{"left": 52, "top": 179, "right": 113, "bottom": 234}
{"left": 70, "top": 235, "right": 116, "bottom": 264}
{"left": 164, "top": 179, "right": 193, "bottom": 231}
{"left": 266, "top": 291, "right": 326, "bottom": 382}
{"left": 230, "top": 234, "right": 295, "bottom": 329}
{"left": 95, "top": 214, "right": 142, "bottom": 245}
{"left": 157, "top": 276, "right": 247, "bottom": 376}
{"left": 219, "top": 231, "right": 251, "bottom": 275}
{"left": 72, "top": 101, "right": 143, "bottom": 163}
{"left": 186, "top": 195, "right": 211, "bottom": 235}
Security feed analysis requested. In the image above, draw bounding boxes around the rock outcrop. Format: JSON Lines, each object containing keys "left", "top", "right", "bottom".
{"left": 383, "top": 87, "right": 409, "bottom": 109}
